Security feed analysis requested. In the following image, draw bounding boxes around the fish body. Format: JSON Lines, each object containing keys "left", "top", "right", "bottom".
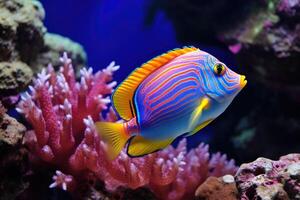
{"left": 96, "top": 47, "right": 247, "bottom": 159}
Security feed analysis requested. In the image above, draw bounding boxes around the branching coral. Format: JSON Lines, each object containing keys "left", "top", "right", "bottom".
{"left": 18, "top": 53, "right": 237, "bottom": 200}
{"left": 17, "top": 53, "right": 117, "bottom": 165}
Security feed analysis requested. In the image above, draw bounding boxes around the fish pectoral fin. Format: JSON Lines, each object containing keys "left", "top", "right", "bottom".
{"left": 127, "top": 136, "right": 173, "bottom": 157}
{"left": 188, "top": 97, "right": 210, "bottom": 130}
{"left": 186, "top": 119, "right": 213, "bottom": 137}
{"left": 95, "top": 122, "right": 129, "bottom": 160}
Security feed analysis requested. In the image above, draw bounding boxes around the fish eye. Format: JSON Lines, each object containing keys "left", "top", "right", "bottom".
{"left": 213, "top": 63, "right": 226, "bottom": 76}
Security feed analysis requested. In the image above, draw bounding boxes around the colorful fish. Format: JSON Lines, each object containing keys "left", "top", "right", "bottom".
{"left": 96, "top": 47, "right": 247, "bottom": 159}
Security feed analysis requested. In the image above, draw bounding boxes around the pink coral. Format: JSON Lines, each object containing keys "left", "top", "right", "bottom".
{"left": 18, "top": 53, "right": 237, "bottom": 200}
{"left": 49, "top": 170, "right": 75, "bottom": 191}
{"left": 17, "top": 52, "right": 118, "bottom": 176}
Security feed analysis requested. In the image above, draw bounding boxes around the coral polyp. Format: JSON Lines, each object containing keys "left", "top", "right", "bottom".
{"left": 17, "top": 53, "right": 118, "bottom": 166}
{"left": 18, "top": 53, "right": 237, "bottom": 200}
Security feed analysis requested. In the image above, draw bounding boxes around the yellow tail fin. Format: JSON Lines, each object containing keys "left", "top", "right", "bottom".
{"left": 95, "top": 122, "right": 129, "bottom": 160}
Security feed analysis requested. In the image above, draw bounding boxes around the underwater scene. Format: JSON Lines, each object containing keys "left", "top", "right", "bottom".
{"left": 0, "top": 0, "right": 300, "bottom": 199}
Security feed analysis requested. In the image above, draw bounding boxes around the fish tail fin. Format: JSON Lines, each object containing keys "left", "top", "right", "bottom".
{"left": 95, "top": 122, "right": 129, "bottom": 160}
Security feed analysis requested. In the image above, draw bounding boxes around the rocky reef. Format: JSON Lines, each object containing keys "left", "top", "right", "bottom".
{"left": 0, "top": 61, "right": 32, "bottom": 96}
{"left": 194, "top": 154, "right": 300, "bottom": 199}
{"left": 0, "top": 101, "right": 29, "bottom": 200}
{"left": 146, "top": 0, "right": 300, "bottom": 163}
{"left": 0, "top": 0, "right": 86, "bottom": 105}
{"left": 32, "top": 33, "right": 87, "bottom": 77}
{"left": 235, "top": 154, "right": 300, "bottom": 200}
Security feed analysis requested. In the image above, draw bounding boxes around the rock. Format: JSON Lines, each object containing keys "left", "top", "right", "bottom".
{"left": 0, "top": 104, "right": 26, "bottom": 146}
{"left": 0, "top": 112, "right": 25, "bottom": 146}
{"left": 0, "top": 0, "right": 87, "bottom": 98}
{"left": 0, "top": 61, "right": 32, "bottom": 96}
{"left": 235, "top": 154, "right": 300, "bottom": 199}
{"left": 31, "top": 33, "right": 87, "bottom": 78}
{"left": 195, "top": 176, "right": 238, "bottom": 200}
{"left": 0, "top": 0, "right": 45, "bottom": 62}
{"left": 0, "top": 101, "right": 29, "bottom": 200}
{"left": 287, "top": 163, "right": 300, "bottom": 178}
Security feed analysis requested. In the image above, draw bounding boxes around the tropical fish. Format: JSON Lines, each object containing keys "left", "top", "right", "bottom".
{"left": 95, "top": 47, "right": 247, "bottom": 159}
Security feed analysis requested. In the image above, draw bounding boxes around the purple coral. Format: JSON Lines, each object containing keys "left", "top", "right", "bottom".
{"left": 18, "top": 53, "right": 237, "bottom": 200}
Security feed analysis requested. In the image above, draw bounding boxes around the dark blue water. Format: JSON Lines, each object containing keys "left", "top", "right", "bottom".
{"left": 41, "top": 0, "right": 237, "bottom": 148}
{"left": 41, "top": 0, "right": 179, "bottom": 82}
{"left": 41, "top": 0, "right": 235, "bottom": 81}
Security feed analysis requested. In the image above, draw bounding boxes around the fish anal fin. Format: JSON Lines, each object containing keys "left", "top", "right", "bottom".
{"left": 186, "top": 119, "right": 213, "bottom": 137}
{"left": 127, "top": 136, "right": 173, "bottom": 157}
{"left": 113, "top": 46, "right": 198, "bottom": 120}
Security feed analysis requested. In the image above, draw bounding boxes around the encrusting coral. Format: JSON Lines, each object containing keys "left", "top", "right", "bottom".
{"left": 17, "top": 53, "right": 237, "bottom": 200}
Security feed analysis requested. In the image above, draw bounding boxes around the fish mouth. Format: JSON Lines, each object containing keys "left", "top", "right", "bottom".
{"left": 239, "top": 75, "right": 247, "bottom": 88}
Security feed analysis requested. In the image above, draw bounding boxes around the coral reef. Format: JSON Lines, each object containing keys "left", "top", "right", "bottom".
{"left": 147, "top": 0, "right": 300, "bottom": 163}
{"left": 0, "top": 0, "right": 86, "bottom": 101}
{"left": 18, "top": 54, "right": 237, "bottom": 200}
{"left": 195, "top": 175, "right": 238, "bottom": 200}
{"left": 0, "top": 101, "right": 29, "bottom": 200}
{"left": 102, "top": 140, "right": 237, "bottom": 200}
{"left": 235, "top": 154, "right": 300, "bottom": 200}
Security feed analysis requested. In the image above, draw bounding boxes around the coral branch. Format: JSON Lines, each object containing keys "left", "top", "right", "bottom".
{"left": 49, "top": 170, "right": 75, "bottom": 191}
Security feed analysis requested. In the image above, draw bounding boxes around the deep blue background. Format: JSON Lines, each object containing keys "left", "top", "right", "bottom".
{"left": 41, "top": 0, "right": 236, "bottom": 148}
{"left": 41, "top": 0, "right": 180, "bottom": 82}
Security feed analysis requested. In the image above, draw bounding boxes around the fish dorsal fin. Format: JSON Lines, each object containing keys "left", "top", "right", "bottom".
{"left": 113, "top": 46, "right": 199, "bottom": 120}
